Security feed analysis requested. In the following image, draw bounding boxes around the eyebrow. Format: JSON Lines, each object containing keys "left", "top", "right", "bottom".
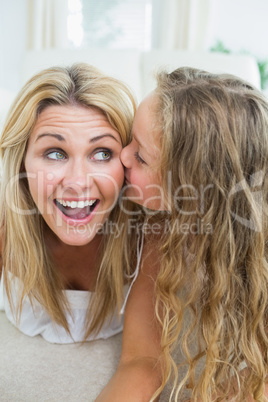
{"left": 132, "top": 133, "right": 143, "bottom": 147}
{"left": 35, "top": 133, "right": 120, "bottom": 144}
{"left": 89, "top": 134, "right": 121, "bottom": 144}
{"left": 132, "top": 132, "right": 158, "bottom": 160}
{"left": 35, "top": 133, "right": 65, "bottom": 142}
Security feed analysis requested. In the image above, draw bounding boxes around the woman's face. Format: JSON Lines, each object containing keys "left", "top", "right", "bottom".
{"left": 25, "top": 104, "right": 124, "bottom": 246}
{"left": 120, "top": 91, "right": 166, "bottom": 211}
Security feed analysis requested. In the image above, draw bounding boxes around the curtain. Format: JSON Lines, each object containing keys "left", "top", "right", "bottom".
{"left": 27, "top": 0, "right": 69, "bottom": 50}
{"left": 152, "top": 0, "right": 212, "bottom": 50}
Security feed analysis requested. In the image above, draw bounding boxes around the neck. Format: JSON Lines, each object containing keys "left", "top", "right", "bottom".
{"left": 44, "top": 227, "right": 103, "bottom": 291}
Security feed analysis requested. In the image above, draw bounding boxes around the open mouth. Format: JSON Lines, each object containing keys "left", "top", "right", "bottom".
{"left": 54, "top": 199, "right": 99, "bottom": 220}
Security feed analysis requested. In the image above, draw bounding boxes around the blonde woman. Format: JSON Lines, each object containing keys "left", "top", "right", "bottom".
{"left": 100, "top": 67, "right": 268, "bottom": 401}
{"left": 0, "top": 63, "right": 138, "bottom": 344}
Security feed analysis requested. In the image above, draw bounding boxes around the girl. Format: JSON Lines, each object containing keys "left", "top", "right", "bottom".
{"left": 101, "top": 67, "right": 268, "bottom": 401}
{"left": 0, "top": 62, "right": 138, "bottom": 344}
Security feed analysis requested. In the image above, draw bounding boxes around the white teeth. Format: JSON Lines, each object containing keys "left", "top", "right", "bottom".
{"left": 56, "top": 199, "right": 96, "bottom": 208}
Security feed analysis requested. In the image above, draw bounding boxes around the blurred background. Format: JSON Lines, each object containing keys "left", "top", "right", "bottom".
{"left": 0, "top": 0, "right": 268, "bottom": 122}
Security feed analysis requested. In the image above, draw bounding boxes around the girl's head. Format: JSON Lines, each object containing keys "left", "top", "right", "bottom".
{"left": 0, "top": 63, "right": 135, "bottom": 244}
{"left": 122, "top": 67, "right": 268, "bottom": 224}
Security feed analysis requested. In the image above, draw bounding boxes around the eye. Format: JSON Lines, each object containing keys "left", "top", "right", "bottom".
{"left": 46, "top": 150, "right": 66, "bottom": 160}
{"left": 134, "top": 151, "right": 146, "bottom": 165}
{"left": 92, "top": 150, "right": 112, "bottom": 161}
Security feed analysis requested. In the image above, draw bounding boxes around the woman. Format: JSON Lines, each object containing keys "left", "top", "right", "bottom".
{"left": 0, "top": 62, "right": 138, "bottom": 344}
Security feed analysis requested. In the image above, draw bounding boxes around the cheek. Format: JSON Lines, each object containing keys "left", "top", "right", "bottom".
{"left": 129, "top": 168, "right": 153, "bottom": 193}
{"left": 144, "top": 172, "right": 163, "bottom": 198}
{"left": 99, "top": 162, "right": 125, "bottom": 200}
{"left": 111, "top": 160, "right": 125, "bottom": 188}
{"left": 126, "top": 170, "right": 149, "bottom": 201}
{"left": 27, "top": 173, "right": 58, "bottom": 196}
{"left": 135, "top": 171, "right": 163, "bottom": 202}
{"left": 129, "top": 168, "right": 142, "bottom": 188}
{"left": 25, "top": 154, "right": 50, "bottom": 198}
{"left": 142, "top": 173, "right": 165, "bottom": 210}
{"left": 27, "top": 174, "right": 58, "bottom": 214}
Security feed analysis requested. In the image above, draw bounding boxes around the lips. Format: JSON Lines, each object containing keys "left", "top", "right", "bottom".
{"left": 54, "top": 199, "right": 99, "bottom": 220}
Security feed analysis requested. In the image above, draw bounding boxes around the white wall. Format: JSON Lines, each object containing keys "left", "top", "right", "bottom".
{"left": 1, "top": 0, "right": 268, "bottom": 94}
{"left": 0, "top": 0, "right": 27, "bottom": 92}
{"left": 206, "top": 0, "right": 268, "bottom": 59}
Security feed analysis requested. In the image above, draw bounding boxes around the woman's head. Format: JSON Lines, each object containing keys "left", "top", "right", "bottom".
{"left": 0, "top": 63, "right": 136, "bottom": 336}
{"left": 0, "top": 63, "right": 135, "bottom": 244}
{"left": 24, "top": 103, "right": 126, "bottom": 246}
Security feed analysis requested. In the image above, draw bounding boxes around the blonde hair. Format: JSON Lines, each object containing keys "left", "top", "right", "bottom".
{"left": 0, "top": 63, "right": 136, "bottom": 338}
{"left": 153, "top": 67, "right": 268, "bottom": 400}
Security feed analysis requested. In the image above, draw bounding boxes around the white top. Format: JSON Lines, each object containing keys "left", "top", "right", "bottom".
{"left": 0, "top": 233, "right": 144, "bottom": 344}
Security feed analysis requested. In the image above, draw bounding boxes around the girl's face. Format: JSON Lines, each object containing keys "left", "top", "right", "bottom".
{"left": 25, "top": 104, "right": 124, "bottom": 246}
{"left": 121, "top": 92, "right": 166, "bottom": 211}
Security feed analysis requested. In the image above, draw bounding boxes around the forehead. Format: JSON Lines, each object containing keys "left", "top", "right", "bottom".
{"left": 134, "top": 91, "right": 157, "bottom": 125}
{"left": 28, "top": 104, "right": 122, "bottom": 146}
{"left": 34, "top": 104, "right": 107, "bottom": 127}
{"left": 133, "top": 91, "right": 161, "bottom": 150}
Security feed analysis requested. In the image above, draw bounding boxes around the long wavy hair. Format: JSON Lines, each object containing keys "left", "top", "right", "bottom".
{"left": 0, "top": 63, "right": 136, "bottom": 338}
{"left": 152, "top": 67, "right": 268, "bottom": 401}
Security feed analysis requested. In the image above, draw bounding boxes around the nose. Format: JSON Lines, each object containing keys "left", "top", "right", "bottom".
{"left": 120, "top": 144, "right": 132, "bottom": 168}
{"left": 62, "top": 159, "right": 93, "bottom": 195}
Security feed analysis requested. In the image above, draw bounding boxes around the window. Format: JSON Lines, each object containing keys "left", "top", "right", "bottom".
{"left": 68, "top": 0, "right": 152, "bottom": 50}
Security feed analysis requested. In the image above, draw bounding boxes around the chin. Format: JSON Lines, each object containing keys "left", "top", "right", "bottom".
{"left": 61, "top": 237, "right": 95, "bottom": 247}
